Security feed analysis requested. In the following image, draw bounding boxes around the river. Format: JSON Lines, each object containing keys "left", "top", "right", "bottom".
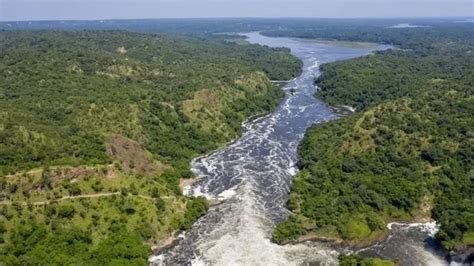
{"left": 150, "top": 32, "right": 447, "bottom": 265}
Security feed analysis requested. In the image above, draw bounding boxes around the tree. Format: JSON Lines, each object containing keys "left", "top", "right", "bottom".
{"left": 40, "top": 168, "right": 52, "bottom": 190}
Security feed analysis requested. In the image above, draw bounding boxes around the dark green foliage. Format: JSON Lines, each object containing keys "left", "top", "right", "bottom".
{"left": 17, "top": 227, "right": 92, "bottom": 265}
{"left": 315, "top": 42, "right": 473, "bottom": 110}
{"left": 66, "top": 183, "right": 82, "bottom": 196}
{"left": 122, "top": 200, "right": 136, "bottom": 215}
{"left": 0, "top": 30, "right": 302, "bottom": 264}
{"left": 89, "top": 231, "right": 149, "bottom": 265}
{"left": 180, "top": 196, "right": 209, "bottom": 230}
{"left": 275, "top": 24, "right": 473, "bottom": 250}
{"left": 272, "top": 215, "right": 305, "bottom": 243}
{"left": 39, "top": 168, "right": 52, "bottom": 190}
{"left": 0, "top": 30, "right": 300, "bottom": 175}
{"left": 150, "top": 187, "right": 160, "bottom": 198}
{"left": 91, "top": 180, "right": 104, "bottom": 192}
{"left": 263, "top": 22, "right": 473, "bottom": 51}
{"left": 57, "top": 205, "right": 76, "bottom": 219}
{"left": 339, "top": 254, "right": 396, "bottom": 266}
{"left": 154, "top": 197, "right": 166, "bottom": 212}
{"left": 0, "top": 222, "right": 147, "bottom": 265}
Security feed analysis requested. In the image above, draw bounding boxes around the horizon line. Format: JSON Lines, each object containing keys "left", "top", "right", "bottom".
{"left": 1, "top": 15, "right": 473, "bottom": 23}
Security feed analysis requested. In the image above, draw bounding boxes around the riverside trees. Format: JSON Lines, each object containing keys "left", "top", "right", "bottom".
{"left": 0, "top": 30, "right": 301, "bottom": 263}
{"left": 273, "top": 23, "right": 474, "bottom": 252}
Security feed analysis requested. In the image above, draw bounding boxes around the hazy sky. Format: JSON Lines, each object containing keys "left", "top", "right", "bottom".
{"left": 1, "top": 0, "right": 473, "bottom": 21}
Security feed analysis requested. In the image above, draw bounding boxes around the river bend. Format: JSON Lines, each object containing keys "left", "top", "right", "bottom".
{"left": 151, "top": 32, "right": 446, "bottom": 266}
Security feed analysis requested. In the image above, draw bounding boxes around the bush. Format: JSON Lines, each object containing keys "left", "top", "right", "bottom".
{"left": 339, "top": 254, "right": 396, "bottom": 266}
{"left": 180, "top": 197, "right": 209, "bottom": 230}
{"left": 272, "top": 215, "right": 305, "bottom": 243}
{"left": 57, "top": 205, "right": 75, "bottom": 219}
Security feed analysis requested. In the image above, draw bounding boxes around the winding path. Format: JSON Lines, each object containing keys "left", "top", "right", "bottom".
{"left": 0, "top": 192, "right": 167, "bottom": 206}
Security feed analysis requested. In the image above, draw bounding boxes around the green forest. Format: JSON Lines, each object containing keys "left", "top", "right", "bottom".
{"left": 339, "top": 254, "right": 396, "bottom": 266}
{"left": 273, "top": 25, "right": 474, "bottom": 253}
{"left": 0, "top": 19, "right": 472, "bottom": 264}
{"left": 0, "top": 30, "right": 301, "bottom": 264}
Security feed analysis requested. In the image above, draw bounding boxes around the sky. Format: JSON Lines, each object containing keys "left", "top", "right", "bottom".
{"left": 1, "top": 0, "right": 473, "bottom": 21}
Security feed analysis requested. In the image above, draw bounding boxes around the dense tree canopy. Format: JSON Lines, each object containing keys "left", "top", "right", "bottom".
{"left": 273, "top": 24, "right": 473, "bottom": 253}
{"left": 0, "top": 30, "right": 301, "bottom": 175}
{"left": 0, "top": 30, "right": 301, "bottom": 263}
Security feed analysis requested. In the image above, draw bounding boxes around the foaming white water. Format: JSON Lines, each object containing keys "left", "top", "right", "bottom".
{"left": 199, "top": 186, "right": 289, "bottom": 265}
{"left": 357, "top": 220, "right": 446, "bottom": 265}
{"left": 194, "top": 183, "right": 338, "bottom": 265}
{"left": 216, "top": 187, "right": 237, "bottom": 200}
{"left": 307, "top": 60, "right": 319, "bottom": 72}
{"left": 148, "top": 254, "right": 163, "bottom": 264}
{"left": 188, "top": 186, "right": 214, "bottom": 200}
{"left": 153, "top": 32, "right": 443, "bottom": 266}
{"left": 387, "top": 221, "right": 439, "bottom": 237}
{"left": 287, "top": 165, "right": 299, "bottom": 176}
{"left": 411, "top": 245, "right": 448, "bottom": 266}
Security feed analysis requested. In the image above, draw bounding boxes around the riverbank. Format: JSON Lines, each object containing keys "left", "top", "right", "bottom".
{"left": 276, "top": 22, "right": 473, "bottom": 264}
{"left": 155, "top": 31, "right": 449, "bottom": 265}
{"left": 280, "top": 216, "right": 436, "bottom": 251}
{"left": 296, "top": 38, "right": 379, "bottom": 48}
{"left": 151, "top": 74, "right": 298, "bottom": 262}
{"left": 284, "top": 230, "right": 389, "bottom": 250}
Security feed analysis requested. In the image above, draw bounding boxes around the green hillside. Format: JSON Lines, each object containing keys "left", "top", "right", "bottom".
{"left": 0, "top": 30, "right": 301, "bottom": 264}
{"left": 273, "top": 26, "right": 473, "bottom": 253}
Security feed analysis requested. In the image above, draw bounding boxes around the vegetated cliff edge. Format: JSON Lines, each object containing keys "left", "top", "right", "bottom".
{"left": 0, "top": 30, "right": 302, "bottom": 264}
{"left": 272, "top": 24, "right": 473, "bottom": 263}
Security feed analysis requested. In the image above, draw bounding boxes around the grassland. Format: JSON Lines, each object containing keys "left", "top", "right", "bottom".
{"left": 0, "top": 30, "right": 302, "bottom": 264}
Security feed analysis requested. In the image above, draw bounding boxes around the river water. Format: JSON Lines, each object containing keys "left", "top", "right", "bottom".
{"left": 150, "top": 32, "right": 447, "bottom": 265}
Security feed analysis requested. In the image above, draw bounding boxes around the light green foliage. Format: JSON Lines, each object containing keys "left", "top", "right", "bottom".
{"left": 339, "top": 254, "right": 396, "bottom": 266}
{"left": 273, "top": 25, "right": 473, "bottom": 251}
{"left": 0, "top": 30, "right": 301, "bottom": 263}
{"left": 0, "top": 30, "right": 300, "bottom": 175}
